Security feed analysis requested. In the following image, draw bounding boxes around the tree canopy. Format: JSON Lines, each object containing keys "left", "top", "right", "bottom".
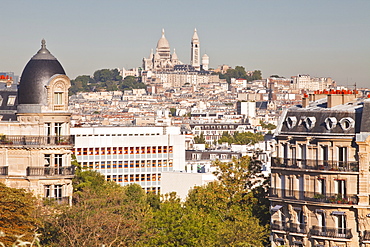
{"left": 69, "top": 69, "right": 146, "bottom": 95}
{"left": 0, "top": 183, "right": 40, "bottom": 246}
{"left": 219, "top": 66, "right": 263, "bottom": 83}
{"left": 218, "top": 131, "right": 264, "bottom": 145}
{"left": 37, "top": 157, "right": 269, "bottom": 246}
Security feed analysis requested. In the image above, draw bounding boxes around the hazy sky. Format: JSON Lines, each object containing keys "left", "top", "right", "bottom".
{"left": 2, "top": 0, "right": 369, "bottom": 87}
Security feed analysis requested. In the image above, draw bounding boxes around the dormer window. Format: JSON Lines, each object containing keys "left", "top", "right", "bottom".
{"left": 339, "top": 117, "right": 354, "bottom": 131}
{"left": 303, "top": 116, "right": 316, "bottom": 130}
{"left": 325, "top": 117, "right": 337, "bottom": 130}
{"left": 7, "top": 95, "right": 16, "bottom": 106}
{"left": 286, "top": 116, "right": 297, "bottom": 129}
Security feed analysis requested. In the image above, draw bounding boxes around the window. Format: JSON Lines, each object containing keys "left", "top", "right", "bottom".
{"left": 7, "top": 95, "right": 16, "bottom": 106}
{"left": 44, "top": 154, "right": 51, "bottom": 167}
{"left": 54, "top": 92, "right": 63, "bottom": 105}
{"left": 55, "top": 123, "right": 62, "bottom": 136}
{"left": 336, "top": 214, "right": 346, "bottom": 236}
{"left": 317, "top": 178, "right": 326, "bottom": 195}
{"left": 54, "top": 154, "right": 63, "bottom": 168}
{"left": 316, "top": 211, "right": 326, "bottom": 228}
{"left": 45, "top": 185, "right": 51, "bottom": 198}
{"left": 338, "top": 147, "right": 348, "bottom": 167}
{"left": 335, "top": 179, "right": 346, "bottom": 196}
{"left": 54, "top": 185, "right": 62, "bottom": 199}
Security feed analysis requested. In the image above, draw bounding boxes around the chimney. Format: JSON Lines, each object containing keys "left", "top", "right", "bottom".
{"left": 302, "top": 95, "right": 309, "bottom": 108}
{"left": 327, "top": 90, "right": 357, "bottom": 108}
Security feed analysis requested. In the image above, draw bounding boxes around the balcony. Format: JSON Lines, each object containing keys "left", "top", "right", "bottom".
{"left": 271, "top": 220, "right": 287, "bottom": 231}
{"left": 310, "top": 225, "right": 352, "bottom": 239}
{"left": 27, "top": 166, "right": 75, "bottom": 176}
{"left": 271, "top": 158, "right": 359, "bottom": 172}
{"left": 0, "top": 166, "right": 8, "bottom": 175}
{"left": 0, "top": 135, "right": 74, "bottom": 146}
{"left": 269, "top": 188, "right": 358, "bottom": 205}
{"left": 363, "top": 230, "right": 370, "bottom": 241}
{"left": 288, "top": 223, "right": 307, "bottom": 234}
{"left": 44, "top": 196, "right": 70, "bottom": 205}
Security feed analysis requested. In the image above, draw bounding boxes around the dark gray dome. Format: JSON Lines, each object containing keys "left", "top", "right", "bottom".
{"left": 18, "top": 40, "right": 65, "bottom": 105}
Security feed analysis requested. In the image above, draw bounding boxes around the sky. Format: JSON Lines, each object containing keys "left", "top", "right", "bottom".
{"left": 1, "top": 0, "right": 369, "bottom": 87}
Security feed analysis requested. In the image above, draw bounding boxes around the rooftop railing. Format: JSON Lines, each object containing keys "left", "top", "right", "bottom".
{"left": 269, "top": 188, "right": 358, "bottom": 205}
{"left": 310, "top": 225, "right": 352, "bottom": 239}
{"left": 0, "top": 135, "right": 74, "bottom": 146}
{"left": 271, "top": 158, "right": 359, "bottom": 172}
{"left": 27, "top": 166, "right": 75, "bottom": 176}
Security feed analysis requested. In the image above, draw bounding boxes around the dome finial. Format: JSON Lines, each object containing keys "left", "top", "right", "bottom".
{"left": 162, "top": 28, "right": 165, "bottom": 37}
{"left": 41, "top": 39, "right": 46, "bottom": 49}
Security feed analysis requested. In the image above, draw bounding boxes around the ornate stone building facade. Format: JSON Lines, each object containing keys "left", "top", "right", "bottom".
{"left": 270, "top": 92, "right": 370, "bottom": 246}
{"left": 0, "top": 40, "right": 74, "bottom": 204}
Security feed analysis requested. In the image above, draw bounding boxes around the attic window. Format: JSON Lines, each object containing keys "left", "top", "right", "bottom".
{"left": 7, "top": 95, "right": 16, "bottom": 106}
{"left": 303, "top": 117, "right": 316, "bottom": 130}
{"left": 339, "top": 117, "right": 354, "bottom": 131}
{"left": 286, "top": 116, "right": 297, "bottom": 129}
{"left": 325, "top": 117, "right": 337, "bottom": 130}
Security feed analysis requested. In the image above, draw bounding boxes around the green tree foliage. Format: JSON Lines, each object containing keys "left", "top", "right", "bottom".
{"left": 194, "top": 132, "right": 206, "bottom": 144}
{"left": 69, "top": 75, "right": 94, "bottom": 95}
{"left": 218, "top": 131, "right": 264, "bottom": 145}
{"left": 260, "top": 120, "right": 277, "bottom": 130}
{"left": 70, "top": 68, "right": 135, "bottom": 95}
{"left": 219, "top": 66, "right": 262, "bottom": 83}
{"left": 247, "top": 70, "right": 262, "bottom": 81}
{"left": 120, "top": 76, "right": 146, "bottom": 91}
{"left": 184, "top": 156, "right": 269, "bottom": 246}
{"left": 0, "top": 183, "right": 40, "bottom": 246}
{"left": 146, "top": 192, "right": 218, "bottom": 246}
{"left": 38, "top": 157, "right": 269, "bottom": 247}
{"left": 41, "top": 172, "right": 151, "bottom": 247}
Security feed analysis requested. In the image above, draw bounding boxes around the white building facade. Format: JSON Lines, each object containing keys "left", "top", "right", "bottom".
{"left": 71, "top": 126, "right": 185, "bottom": 193}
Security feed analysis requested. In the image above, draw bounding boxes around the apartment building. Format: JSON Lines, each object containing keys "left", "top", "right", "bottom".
{"left": 71, "top": 126, "right": 185, "bottom": 193}
{"left": 0, "top": 40, "right": 74, "bottom": 204}
{"left": 270, "top": 91, "right": 370, "bottom": 246}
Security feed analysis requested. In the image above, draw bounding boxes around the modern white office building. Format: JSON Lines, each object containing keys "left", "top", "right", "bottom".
{"left": 71, "top": 126, "right": 185, "bottom": 193}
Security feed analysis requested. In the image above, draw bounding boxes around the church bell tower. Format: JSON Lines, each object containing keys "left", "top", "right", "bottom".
{"left": 190, "top": 28, "right": 200, "bottom": 70}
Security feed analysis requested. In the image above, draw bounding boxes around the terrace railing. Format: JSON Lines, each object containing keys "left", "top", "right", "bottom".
{"left": 27, "top": 166, "right": 75, "bottom": 176}
{"left": 269, "top": 188, "right": 358, "bottom": 205}
{"left": 0, "top": 135, "right": 74, "bottom": 146}
{"left": 271, "top": 158, "right": 358, "bottom": 172}
{"left": 310, "top": 225, "right": 352, "bottom": 239}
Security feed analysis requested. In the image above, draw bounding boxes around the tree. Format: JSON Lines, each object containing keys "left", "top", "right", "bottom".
{"left": 246, "top": 70, "right": 262, "bottom": 81}
{"left": 218, "top": 131, "right": 264, "bottom": 145}
{"left": 41, "top": 172, "right": 152, "bottom": 247}
{"left": 260, "top": 120, "right": 277, "bottom": 130}
{"left": 120, "top": 76, "right": 146, "bottom": 91}
{"left": 194, "top": 133, "right": 206, "bottom": 144}
{"left": 184, "top": 156, "right": 269, "bottom": 246}
{"left": 146, "top": 193, "right": 218, "bottom": 247}
{"left": 0, "top": 183, "right": 40, "bottom": 246}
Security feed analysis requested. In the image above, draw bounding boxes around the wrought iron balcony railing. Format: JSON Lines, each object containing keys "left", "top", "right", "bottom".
{"left": 363, "top": 230, "right": 370, "bottom": 241}
{"left": 27, "top": 166, "right": 75, "bottom": 176}
{"left": 0, "top": 166, "right": 8, "bottom": 175}
{"left": 271, "top": 220, "right": 287, "bottom": 231}
{"left": 0, "top": 135, "right": 74, "bottom": 146}
{"left": 44, "top": 196, "right": 70, "bottom": 205}
{"left": 271, "top": 158, "right": 359, "bottom": 172}
{"left": 309, "top": 225, "right": 352, "bottom": 239}
{"left": 269, "top": 188, "right": 358, "bottom": 205}
{"left": 287, "top": 223, "right": 307, "bottom": 234}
